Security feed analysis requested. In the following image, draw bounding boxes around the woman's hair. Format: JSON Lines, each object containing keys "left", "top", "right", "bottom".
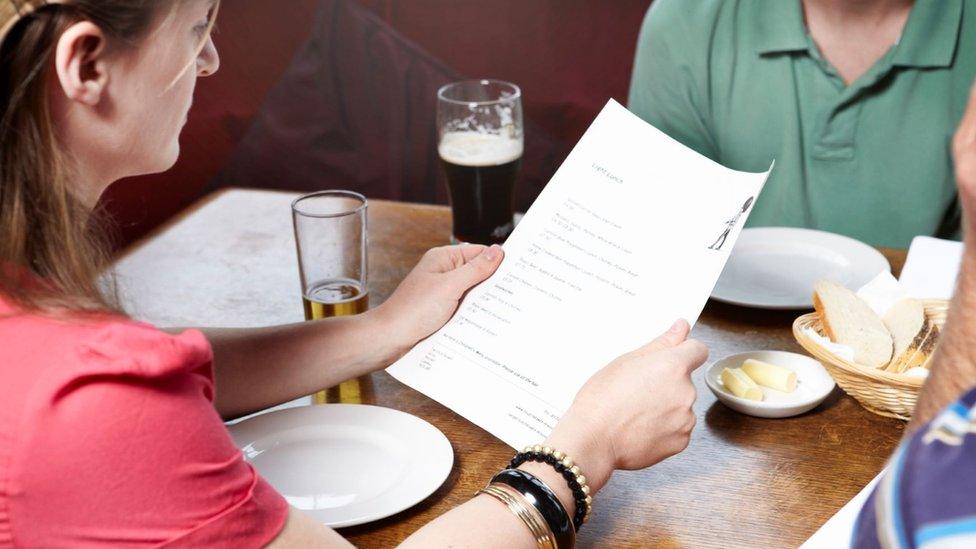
{"left": 0, "top": 1, "right": 211, "bottom": 314}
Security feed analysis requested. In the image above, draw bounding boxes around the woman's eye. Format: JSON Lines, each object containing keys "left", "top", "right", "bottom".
{"left": 194, "top": 8, "right": 215, "bottom": 37}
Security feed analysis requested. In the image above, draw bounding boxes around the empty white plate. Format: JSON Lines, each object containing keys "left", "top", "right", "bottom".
{"left": 229, "top": 404, "right": 453, "bottom": 527}
{"left": 711, "top": 227, "right": 890, "bottom": 309}
{"left": 704, "top": 351, "right": 836, "bottom": 418}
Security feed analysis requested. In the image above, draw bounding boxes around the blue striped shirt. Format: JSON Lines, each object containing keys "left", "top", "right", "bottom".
{"left": 853, "top": 387, "right": 976, "bottom": 548}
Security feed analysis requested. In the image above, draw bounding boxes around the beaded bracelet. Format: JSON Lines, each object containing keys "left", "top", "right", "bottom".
{"left": 510, "top": 445, "right": 592, "bottom": 530}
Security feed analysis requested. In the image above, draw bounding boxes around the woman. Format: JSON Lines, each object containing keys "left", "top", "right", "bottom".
{"left": 629, "top": 0, "right": 975, "bottom": 248}
{"left": 0, "top": 1, "right": 707, "bottom": 547}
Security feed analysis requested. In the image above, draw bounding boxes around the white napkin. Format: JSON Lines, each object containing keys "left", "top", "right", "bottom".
{"left": 856, "top": 271, "right": 908, "bottom": 317}
{"left": 802, "top": 327, "right": 856, "bottom": 362}
{"left": 899, "top": 236, "right": 963, "bottom": 300}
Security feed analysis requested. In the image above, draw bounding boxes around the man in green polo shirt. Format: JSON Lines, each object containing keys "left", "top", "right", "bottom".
{"left": 629, "top": 0, "right": 976, "bottom": 248}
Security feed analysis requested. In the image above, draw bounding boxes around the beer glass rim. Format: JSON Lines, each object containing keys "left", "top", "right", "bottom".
{"left": 291, "top": 190, "right": 368, "bottom": 219}
{"left": 437, "top": 79, "right": 522, "bottom": 107}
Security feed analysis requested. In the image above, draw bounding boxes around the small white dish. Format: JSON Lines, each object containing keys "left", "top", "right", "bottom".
{"left": 711, "top": 227, "right": 890, "bottom": 309}
{"left": 704, "top": 351, "right": 836, "bottom": 418}
{"left": 228, "top": 404, "right": 453, "bottom": 527}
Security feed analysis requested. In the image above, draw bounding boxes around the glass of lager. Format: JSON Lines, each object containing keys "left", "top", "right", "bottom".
{"left": 437, "top": 79, "right": 523, "bottom": 245}
{"left": 291, "top": 190, "right": 371, "bottom": 404}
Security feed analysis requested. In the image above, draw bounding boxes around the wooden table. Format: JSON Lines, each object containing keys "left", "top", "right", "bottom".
{"left": 114, "top": 188, "right": 907, "bottom": 548}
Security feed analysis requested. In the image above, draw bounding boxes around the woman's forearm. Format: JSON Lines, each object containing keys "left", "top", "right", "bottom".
{"left": 398, "top": 494, "right": 541, "bottom": 549}
{"left": 399, "top": 416, "right": 614, "bottom": 548}
{"left": 200, "top": 245, "right": 503, "bottom": 420}
{"left": 204, "top": 309, "right": 408, "bottom": 419}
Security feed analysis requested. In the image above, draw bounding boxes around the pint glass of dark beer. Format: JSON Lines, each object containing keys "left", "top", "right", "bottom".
{"left": 436, "top": 79, "right": 523, "bottom": 245}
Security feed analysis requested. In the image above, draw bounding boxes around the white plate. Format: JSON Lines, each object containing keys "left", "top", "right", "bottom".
{"left": 711, "top": 227, "right": 890, "bottom": 309}
{"left": 229, "top": 404, "right": 453, "bottom": 527}
{"left": 704, "top": 351, "right": 836, "bottom": 418}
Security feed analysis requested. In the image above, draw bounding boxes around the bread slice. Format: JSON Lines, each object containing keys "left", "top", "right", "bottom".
{"left": 893, "top": 323, "right": 939, "bottom": 372}
{"left": 882, "top": 298, "right": 938, "bottom": 373}
{"left": 813, "top": 280, "right": 893, "bottom": 368}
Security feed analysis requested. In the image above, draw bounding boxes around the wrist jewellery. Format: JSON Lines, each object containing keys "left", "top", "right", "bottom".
{"left": 478, "top": 482, "right": 557, "bottom": 549}
{"left": 511, "top": 445, "right": 592, "bottom": 529}
{"left": 478, "top": 445, "right": 592, "bottom": 549}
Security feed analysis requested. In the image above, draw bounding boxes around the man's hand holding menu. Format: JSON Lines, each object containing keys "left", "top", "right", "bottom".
{"left": 389, "top": 100, "right": 772, "bottom": 449}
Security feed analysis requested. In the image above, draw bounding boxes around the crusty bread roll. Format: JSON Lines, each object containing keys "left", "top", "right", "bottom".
{"left": 883, "top": 298, "right": 939, "bottom": 373}
{"left": 813, "top": 280, "right": 893, "bottom": 369}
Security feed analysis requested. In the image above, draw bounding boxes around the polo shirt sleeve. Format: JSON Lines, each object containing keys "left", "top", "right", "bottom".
{"left": 627, "top": 0, "right": 719, "bottom": 161}
{"left": 11, "top": 323, "right": 289, "bottom": 547}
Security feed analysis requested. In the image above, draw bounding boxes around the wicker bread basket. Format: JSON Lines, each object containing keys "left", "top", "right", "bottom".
{"left": 792, "top": 300, "right": 949, "bottom": 420}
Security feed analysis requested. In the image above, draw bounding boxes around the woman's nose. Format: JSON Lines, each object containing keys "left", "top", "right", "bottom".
{"left": 197, "top": 37, "right": 220, "bottom": 77}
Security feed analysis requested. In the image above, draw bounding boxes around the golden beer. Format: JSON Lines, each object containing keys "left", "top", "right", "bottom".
{"left": 303, "top": 279, "right": 369, "bottom": 320}
{"left": 291, "top": 190, "right": 369, "bottom": 405}
{"left": 303, "top": 279, "right": 370, "bottom": 404}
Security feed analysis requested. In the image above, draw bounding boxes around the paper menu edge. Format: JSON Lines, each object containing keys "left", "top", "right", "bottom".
{"left": 693, "top": 158, "right": 775, "bottom": 327}
{"left": 385, "top": 343, "right": 549, "bottom": 450}
{"left": 603, "top": 99, "right": 775, "bottom": 178}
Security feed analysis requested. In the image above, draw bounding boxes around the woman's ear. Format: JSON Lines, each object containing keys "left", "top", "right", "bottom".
{"left": 53, "top": 21, "right": 109, "bottom": 106}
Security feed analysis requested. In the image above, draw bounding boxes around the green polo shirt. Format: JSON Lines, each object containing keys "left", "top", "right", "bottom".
{"left": 628, "top": 0, "right": 976, "bottom": 248}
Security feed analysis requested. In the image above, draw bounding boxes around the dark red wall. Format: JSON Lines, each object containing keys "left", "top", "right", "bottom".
{"left": 99, "top": 0, "right": 321, "bottom": 245}
{"left": 357, "top": 0, "right": 650, "bottom": 159}
{"left": 101, "top": 0, "right": 651, "bottom": 248}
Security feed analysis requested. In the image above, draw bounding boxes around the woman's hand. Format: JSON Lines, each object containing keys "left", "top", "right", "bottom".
{"left": 541, "top": 319, "right": 708, "bottom": 495}
{"left": 372, "top": 244, "right": 504, "bottom": 359}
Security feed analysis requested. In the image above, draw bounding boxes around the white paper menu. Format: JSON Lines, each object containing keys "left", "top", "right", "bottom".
{"left": 388, "top": 100, "right": 772, "bottom": 449}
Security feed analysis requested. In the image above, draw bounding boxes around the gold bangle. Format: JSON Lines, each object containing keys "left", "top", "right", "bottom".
{"left": 491, "top": 483, "right": 558, "bottom": 548}
{"left": 479, "top": 483, "right": 558, "bottom": 549}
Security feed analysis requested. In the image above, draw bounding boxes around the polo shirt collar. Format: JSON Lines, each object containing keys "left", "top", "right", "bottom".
{"left": 755, "top": 0, "right": 963, "bottom": 67}
{"left": 892, "top": 0, "right": 963, "bottom": 68}
{"left": 755, "top": 0, "right": 808, "bottom": 55}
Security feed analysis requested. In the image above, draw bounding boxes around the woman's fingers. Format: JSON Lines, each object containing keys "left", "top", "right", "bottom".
{"left": 635, "top": 319, "right": 690, "bottom": 355}
{"left": 447, "top": 244, "right": 504, "bottom": 294}
{"left": 673, "top": 339, "right": 710, "bottom": 373}
{"left": 458, "top": 244, "right": 489, "bottom": 263}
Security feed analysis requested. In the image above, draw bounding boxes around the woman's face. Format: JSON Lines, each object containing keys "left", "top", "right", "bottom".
{"left": 52, "top": 0, "right": 220, "bottom": 203}
{"left": 119, "top": 1, "right": 221, "bottom": 173}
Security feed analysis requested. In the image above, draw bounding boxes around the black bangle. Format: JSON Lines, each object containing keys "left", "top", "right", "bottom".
{"left": 490, "top": 468, "right": 575, "bottom": 548}
{"left": 510, "top": 451, "right": 589, "bottom": 530}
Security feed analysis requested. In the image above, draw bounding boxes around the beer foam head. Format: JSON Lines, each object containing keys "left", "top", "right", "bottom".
{"left": 438, "top": 132, "right": 523, "bottom": 167}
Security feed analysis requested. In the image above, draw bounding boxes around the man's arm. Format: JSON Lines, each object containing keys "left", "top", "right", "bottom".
{"left": 908, "top": 82, "right": 976, "bottom": 431}
{"left": 627, "top": 0, "right": 718, "bottom": 160}
{"left": 909, "top": 250, "right": 976, "bottom": 430}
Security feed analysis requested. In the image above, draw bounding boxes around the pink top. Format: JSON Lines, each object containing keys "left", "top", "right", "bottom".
{"left": 0, "top": 298, "right": 288, "bottom": 547}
